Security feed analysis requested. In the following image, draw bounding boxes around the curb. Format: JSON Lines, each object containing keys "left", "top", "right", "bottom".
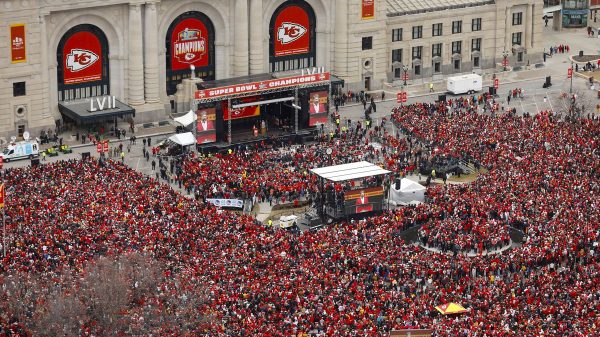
{"left": 68, "top": 131, "right": 175, "bottom": 150}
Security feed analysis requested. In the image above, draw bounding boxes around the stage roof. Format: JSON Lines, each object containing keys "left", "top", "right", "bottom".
{"left": 58, "top": 98, "right": 135, "bottom": 124}
{"left": 310, "top": 161, "right": 391, "bottom": 182}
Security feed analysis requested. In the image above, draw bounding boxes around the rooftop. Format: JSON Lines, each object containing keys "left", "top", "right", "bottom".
{"left": 310, "top": 161, "right": 391, "bottom": 182}
{"left": 386, "top": 0, "right": 495, "bottom": 17}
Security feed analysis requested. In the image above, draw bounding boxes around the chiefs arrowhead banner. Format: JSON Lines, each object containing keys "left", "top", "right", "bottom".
{"left": 10, "top": 24, "right": 26, "bottom": 63}
{"left": 197, "top": 107, "right": 217, "bottom": 144}
{"left": 221, "top": 99, "right": 260, "bottom": 121}
{"left": 274, "top": 5, "right": 310, "bottom": 57}
{"left": 171, "top": 18, "right": 209, "bottom": 71}
{"left": 362, "top": 0, "right": 375, "bottom": 20}
{"left": 63, "top": 31, "right": 103, "bottom": 84}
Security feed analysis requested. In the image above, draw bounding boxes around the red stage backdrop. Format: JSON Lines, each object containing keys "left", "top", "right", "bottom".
{"left": 197, "top": 107, "right": 216, "bottom": 144}
{"left": 63, "top": 31, "right": 103, "bottom": 85}
{"left": 10, "top": 24, "right": 26, "bottom": 63}
{"left": 362, "top": 0, "right": 375, "bottom": 20}
{"left": 221, "top": 99, "right": 260, "bottom": 120}
{"left": 308, "top": 90, "right": 328, "bottom": 126}
{"left": 171, "top": 18, "right": 209, "bottom": 70}
{"left": 274, "top": 5, "right": 310, "bottom": 57}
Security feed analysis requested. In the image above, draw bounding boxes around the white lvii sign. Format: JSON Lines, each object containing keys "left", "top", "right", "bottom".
{"left": 90, "top": 96, "right": 117, "bottom": 112}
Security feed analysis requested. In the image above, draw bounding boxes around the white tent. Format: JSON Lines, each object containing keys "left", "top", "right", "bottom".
{"left": 168, "top": 132, "right": 196, "bottom": 146}
{"left": 173, "top": 110, "right": 197, "bottom": 127}
{"left": 390, "top": 178, "right": 426, "bottom": 205}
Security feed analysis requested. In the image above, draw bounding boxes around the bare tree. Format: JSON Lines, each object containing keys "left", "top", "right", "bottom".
{"left": 34, "top": 293, "right": 86, "bottom": 337}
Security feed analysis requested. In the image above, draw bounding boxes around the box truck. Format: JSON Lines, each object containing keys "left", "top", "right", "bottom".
{"left": 446, "top": 74, "right": 483, "bottom": 95}
{"left": 0, "top": 140, "right": 40, "bottom": 162}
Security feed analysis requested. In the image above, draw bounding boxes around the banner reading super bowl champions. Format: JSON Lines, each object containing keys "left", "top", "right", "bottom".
{"left": 171, "top": 18, "right": 209, "bottom": 71}
{"left": 196, "top": 107, "right": 216, "bottom": 144}
{"left": 63, "top": 31, "right": 103, "bottom": 84}
{"left": 308, "top": 91, "right": 328, "bottom": 126}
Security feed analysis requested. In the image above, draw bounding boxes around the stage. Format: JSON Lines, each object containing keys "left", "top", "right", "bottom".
{"left": 197, "top": 128, "right": 316, "bottom": 152}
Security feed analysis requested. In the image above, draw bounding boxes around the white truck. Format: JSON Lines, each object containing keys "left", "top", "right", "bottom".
{"left": 446, "top": 74, "right": 483, "bottom": 95}
{"left": 0, "top": 140, "right": 40, "bottom": 162}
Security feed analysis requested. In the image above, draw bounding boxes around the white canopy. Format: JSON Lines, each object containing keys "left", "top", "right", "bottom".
{"left": 399, "top": 178, "right": 426, "bottom": 193}
{"left": 310, "top": 161, "right": 391, "bottom": 182}
{"left": 168, "top": 132, "right": 196, "bottom": 146}
{"left": 173, "top": 110, "right": 197, "bottom": 127}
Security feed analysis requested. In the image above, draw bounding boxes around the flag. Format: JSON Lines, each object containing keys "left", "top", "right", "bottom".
{"left": 0, "top": 184, "right": 4, "bottom": 208}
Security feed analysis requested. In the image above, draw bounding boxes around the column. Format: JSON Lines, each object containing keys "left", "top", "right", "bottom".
{"left": 504, "top": 7, "right": 511, "bottom": 50}
{"left": 40, "top": 14, "right": 51, "bottom": 119}
{"left": 144, "top": 2, "right": 160, "bottom": 103}
{"left": 128, "top": 3, "right": 145, "bottom": 105}
{"left": 249, "top": 0, "right": 264, "bottom": 74}
{"left": 524, "top": 4, "right": 531, "bottom": 50}
{"left": 234, "top": 0, "right": 249, "bottom": 76}
{"left": 334, "top": 0, "right": 348, "bottom": 78}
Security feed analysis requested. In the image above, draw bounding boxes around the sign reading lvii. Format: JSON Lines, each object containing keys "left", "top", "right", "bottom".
{"left": 89, "top": 96, "right": 117, "bottom": 112}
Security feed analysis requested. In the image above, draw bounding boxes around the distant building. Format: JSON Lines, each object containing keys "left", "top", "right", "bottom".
{"left": 0, "top": 0, "right": 543, "bottom": 140}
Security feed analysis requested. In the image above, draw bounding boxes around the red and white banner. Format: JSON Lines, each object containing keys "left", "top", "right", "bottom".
{"left": 0, "top": 183, "right": 4, "bottom": 208}
{"left": 171, "top": 17, "right": 209, "bottom": 71}
{"left": 361, "top": 0, "right": 375, "bottom": 20}
{"left": 196, "top": 72, "right": 330, "bottom": 100}
{"left": 197, "top": 107, "right": 217, "bottom": 144}
{"left": 273, "top": 5, "right": 310, "bottom": 57}
{"left": 10, "top": 24, "right": 26, "bottom": 63}
{"left": 222, "top": 102, "right": 260, "bottom": 121}
{"left": 308, "top": 90, "right": 328, "bottom": 126}
{"left": 63, "top": 31, "right": 103, "bottom": 84}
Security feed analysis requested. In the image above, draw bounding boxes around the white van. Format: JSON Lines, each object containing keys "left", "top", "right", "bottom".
{"left": 0, "top": 140, "right": 40, "bottom": 162}
{"left": 447, "top": 74, "right": 483, "bottom": 95}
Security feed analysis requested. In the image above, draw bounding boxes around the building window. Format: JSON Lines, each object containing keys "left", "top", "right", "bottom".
{"left": 17, "top": 125, "right": 25, "bottom": 138}
{"left": 432, "top": 43, "right": 442, "bottom": 57}
{"left": 518, "top": 52, "right": 524, "bottom": 62}
{"left": 473, "top": 56, "right": 480, "bottom": 67}
{"left": 512, "top": 32, "right": 522, "bottom": 45}
{"left": 412, "top": 46, "right": 422, "bottom": 59}
{"left": 432, "top": 23, "right": 443, "bottom": 37}
{"left": 472, "top": 18, "right": 482, "bottom": 31}
{"left": 471, "top": 38, "right": 481, "bottom": 51}
{"left": 452, "top": 41, "right": 462, "bottom": 54}
{"left": 512, "top": 12, "right": 523, "bottom": 25}
{"left": 415, "top": 65, "right": 421, "bottom": 75}
{"left": 395, "top": 68, "right": 402, "bottom": 78}
{"left": 412, "top": 26, "right": 423, "bottom": 39}
{"left": 362, "top": 36, "right": 373, "bottom": 50}
{"left": 434, "top": 62, "right": 441, "bottom": 73}
{"left": 13, "top": 82, "right": 26, "bottom": 97}
{"left": 454, "top": 59, "right": 460, "bottom": 70}
{"left": 452, "top": 20, "right": 462, "bottom": 34}
{"left": 392, "top": 28, "right": 402, "bottom": 42}
{"left": 392, "top": 48, "right": 403, "bottom": 63}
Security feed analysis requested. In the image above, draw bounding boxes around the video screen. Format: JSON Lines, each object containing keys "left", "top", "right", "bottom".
{"left": 344, "top": 186, "right": 384, "bottom": 215}
{"left": 308, "top": 90, "right": 328, "bottom": 126}
{"left": 197, "top": 107, "right": 217, "bottom": 144}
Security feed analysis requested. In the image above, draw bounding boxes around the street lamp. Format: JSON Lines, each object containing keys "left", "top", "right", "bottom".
{"left": 502, "top": 50, "right": 509, "bottom": 71}
{"left": 402, "top": 65, "right": 409, "bottom": 86}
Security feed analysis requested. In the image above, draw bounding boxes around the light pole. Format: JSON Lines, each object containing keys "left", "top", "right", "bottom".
{"left": 190, "top": 65, "right": 198, "bottom": 151}
{"left": 402, "top": 65, "right": 409, "bottom": 86}
{"left": 569, "top": 60, "right": 574, "bottom": 94}
{"left": 502, "top": 51, "right": 509, "bottom": 71}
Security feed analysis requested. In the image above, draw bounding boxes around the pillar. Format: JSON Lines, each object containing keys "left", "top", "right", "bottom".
{"left": 128, "top": 3, "right": 145, "bottom": 105}
{"left": 234, "top": 0, "right": 249, "bottom": 76}
{"left": 144, "top": 2, "right": 160, "bottom": 103}
{"left": 40, "top": 14, "right": 51, "bottom": 119}
{"left": 249, "top": 0, "right": 264, "bottom": 74}
{"left": 334, "top": 0, "right": 348, "bottom": 78}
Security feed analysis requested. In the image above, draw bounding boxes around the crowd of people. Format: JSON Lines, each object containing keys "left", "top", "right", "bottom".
{"left": 0, "top": 98, "right": 599, "bottom": 336}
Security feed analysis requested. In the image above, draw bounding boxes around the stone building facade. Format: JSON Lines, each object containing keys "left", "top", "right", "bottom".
{"left": 0, "top": 0, "right": 543, "bottom": 140}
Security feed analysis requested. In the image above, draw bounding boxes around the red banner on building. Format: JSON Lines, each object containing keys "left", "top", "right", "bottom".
{"left": 11, "top": 24, "right": 26, "bottom": 63}
{"left": 362, "top": 0, "right": 375, "bottom": 20}
{"left": 197, "top": 107, "right": 217, "bottom": 144}
{"left": 273, "top": 5, "right": 310, "bottom": 57}
{"left": 196, "top": 72, "right": 330, "bottom": 100}
{"left": 171, "top": 18, "right": 209, "bottom": 71}
{"left": 63, "top": 31, "right": 103, "bottom": 84}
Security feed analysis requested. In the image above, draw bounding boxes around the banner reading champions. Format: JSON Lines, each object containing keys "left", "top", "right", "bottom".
{"left": 273, "top": 5, "right": 311, "bottom": 57}
{"left": 196, "top": 107, "right": 216, "bottom": 144}
{"left": 10, "top": 24, "right": 26, "bottom": 63}
{"left": 308, "top": 90, "right": 328, "bottom": 126}
{"left": 171, "top": 18, "right": 209, "bottom": 71}
{"left": 62, "top": 31, "right": 103, "bottom": 84}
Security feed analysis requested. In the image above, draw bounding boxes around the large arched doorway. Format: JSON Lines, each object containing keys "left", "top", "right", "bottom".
{"left": 269, "top": 0, "right": 316, "bottom": 73}
{"left": 56, "top": 24, "right": 110, "bottom": 101}
{"left": 165, "top": 11, "right": 215, "bottom": 96}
